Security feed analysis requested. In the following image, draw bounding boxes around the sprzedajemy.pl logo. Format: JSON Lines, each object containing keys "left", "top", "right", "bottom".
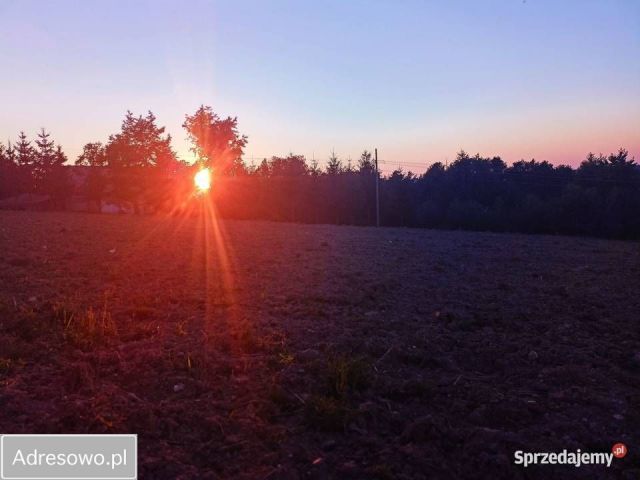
{"left": 514, "top": 443, "right": 627, "bottom": 468}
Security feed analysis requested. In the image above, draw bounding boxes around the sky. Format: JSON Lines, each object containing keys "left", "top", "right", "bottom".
{"left": 0, "top": 0, "right": 638, "bottom": 173}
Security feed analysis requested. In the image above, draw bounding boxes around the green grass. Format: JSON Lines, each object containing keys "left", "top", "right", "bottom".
{"left": 305, "top": 353, "right": 372, "bottom": 431}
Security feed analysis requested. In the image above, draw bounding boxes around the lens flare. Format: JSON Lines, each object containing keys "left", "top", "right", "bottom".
{"left": 194, "top": 168, "right": 211, "bottom": 192}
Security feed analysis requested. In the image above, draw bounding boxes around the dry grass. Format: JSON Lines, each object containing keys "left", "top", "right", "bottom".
{"left": 54, "top": 299, "right": 117, "bottom": 349}
{"left": 325, "top": 354, "right": 371, "bottom": 398}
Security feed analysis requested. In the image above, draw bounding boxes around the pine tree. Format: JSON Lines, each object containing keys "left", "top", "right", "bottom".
{"left": 0, "top": 142, "right": 21, "bottom": 198}
{"left": 54, "top": 144, "right": 67, "bottom": 166}
{"left": 326, "top": 149, "right": 342, "bottom": 175}
{"left": 15, "top": 131, "right": 34, "bottom": 167}
{"left": 15, "top": 132, "right": 36, "bottom": 192}
{"left": 309, "top": 158, "right": 321, "bottom": 177}
{"left": 34, "top": 128, "right": 56, "bottom": 190}
{"left": 0, "top": 143, "right": 7, "bottom": 197}
{"left": 5, "top": 142, "right": 17, "bottom": 165}
{"left": 357, "top": 150, "right": 375, "bottom": 175}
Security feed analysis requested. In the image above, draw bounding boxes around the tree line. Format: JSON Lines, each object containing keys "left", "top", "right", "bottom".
{"left": 0, "top": 107, "right": 638, "bottom": 239}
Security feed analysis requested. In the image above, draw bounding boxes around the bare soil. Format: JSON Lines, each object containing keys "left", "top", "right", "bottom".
{"left": 0, "top": 210, "right": 639, "bottom": 479}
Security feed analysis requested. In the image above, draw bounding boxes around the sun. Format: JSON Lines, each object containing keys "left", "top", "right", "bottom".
{"left": 194, "top": 167, "right": 211, "bottom": 192}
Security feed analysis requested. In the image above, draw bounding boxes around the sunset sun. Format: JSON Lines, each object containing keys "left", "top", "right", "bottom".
{"left": 194, "top": 167, "right": 211, "bottom": 192}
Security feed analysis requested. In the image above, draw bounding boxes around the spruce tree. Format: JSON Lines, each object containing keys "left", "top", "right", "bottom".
{"left": 15, "top": 132, "right": 35, "bottom": 192}
{"left": 15, "top": 131, "right": 33, "bottom": 167}
{"left": 34, "top": 128, "right": 56, "bottom": 190}
{"left": 0, "top": 142, "right": 21, "bottom": 197}
{"left": 5, "top": 142, "right": 17, "bottom": 165}
{"left": 326, "top": 150, "right": 342, "bottom": 175}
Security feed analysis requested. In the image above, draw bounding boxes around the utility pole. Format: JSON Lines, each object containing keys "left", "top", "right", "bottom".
{"left": 375, "top": 148, "right": 380, "bottom": 227}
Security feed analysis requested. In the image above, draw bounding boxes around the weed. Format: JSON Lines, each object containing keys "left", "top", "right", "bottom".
{"left": 52, "top": 301, "right": 75, "bottom": 325}
{"left": 278, "top": 352, "right": 294, "bottom": 365}
{"left": 168, "top": 350, "right": 204, "bottom": 377}
{"left": 326, "top": 354, "right": 371, "bottom": 398}
{"left": 304, "top": 354, "right": 371, "bottom": 431}
{"left": 61, "top": 301, "right": 117, "bottom": 349}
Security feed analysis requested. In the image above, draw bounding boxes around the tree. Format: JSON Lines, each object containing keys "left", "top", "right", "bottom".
{"left": 267, "top": 154, "right": 309, "bottom": 221}
{"left": 254, "top": 158, "right": 270, "bottom": 177}
{"left": 349, "top": 150, "right": 376, "bottom": 224}
{"left": 15, "top": 132, "right": 34, "bottom": 167}
{"left": 309, "top": 158, "right": 321, "bottom": 177}
{"left": 183, "top": 105, "right": 248, "bottom": 176}
{"left": 357, "top": 150, "right": 375, "bottom": 175}
{"left": 30, "top": 129, "right": 69, "bottom": 207}
{"left": 105, "top": 111, "right": 179, "bottom": 212}
{"left": 76, "top": 142, "right": 107, "bottom": 166}
{"left": 106, "top": 111, "right": 176, "bottom": 169}
{"left": 0, "top": 142, "right": 20, "bottom": 198}
{"left": 34, "top": 128, "right": 57, "bottom": 189}
{"left": 326, "top": 150, "right": 342, "bottom": 175}
{"left": 76, "top": 142, "right": 108, "bottom": 212}
{"left": 4, "top": 142, "right": 17, "bottom": 165}
{"left": 48, "top": 144, "right": 70, "bottom": 209}
{"left": 15, "top": 132, "right": 35, "bottom": 192}
{"left": 269, "top": 154, "right": 308, "bottom": 177}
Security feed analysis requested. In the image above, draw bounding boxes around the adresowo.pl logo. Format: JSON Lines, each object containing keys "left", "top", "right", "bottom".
{"left": 514, "top": 443, "right": 627, "bottom": 468}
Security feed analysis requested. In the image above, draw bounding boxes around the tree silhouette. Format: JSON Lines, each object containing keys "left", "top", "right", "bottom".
{"left": 0, "top": 142, "right": 20, "bottom": 198}
{"left": 0, "top": 112, "right": 637, "bottom": 239}
{"left": 15, "top": 132, "right": 35, "bottom": 193}
{"left": 326, "top": 150, "right": 342, "bottom": 175}
{"left": 15, "top": 132, "right": 34, "bottom": 167}
{"left": 105, "top": 111, "right": 178, "bottom": 212}
{"left": 76, "top": 142, "right": 107, "bottom": 167}
{"left": 106, "top": 111, "right": 175, "bottom": 169}
{"left": 357, "top": 150, "right": 375, "bottom": 175}
{"left": 183, "top": 106, "right": 248, "bottom": 176}
{"left": 34, "top": 128, "right": 57, "bottom": 187}
{"left": 76, "top": 142, "right": 108, "bottom": 211}
{"left": 48, "top": 145, "right": 69, "bottom": 208}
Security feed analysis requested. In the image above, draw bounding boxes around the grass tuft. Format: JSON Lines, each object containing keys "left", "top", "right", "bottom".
{"left": 326, "top": 354, "right": 371, "bottom": 399}
{"left": 58, "top": 301, "right": 117, "bottom": 349}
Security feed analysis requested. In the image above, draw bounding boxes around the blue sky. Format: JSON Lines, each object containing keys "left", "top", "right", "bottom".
{"left": 0, "top": 0, "right": 638, "bottom": 172}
